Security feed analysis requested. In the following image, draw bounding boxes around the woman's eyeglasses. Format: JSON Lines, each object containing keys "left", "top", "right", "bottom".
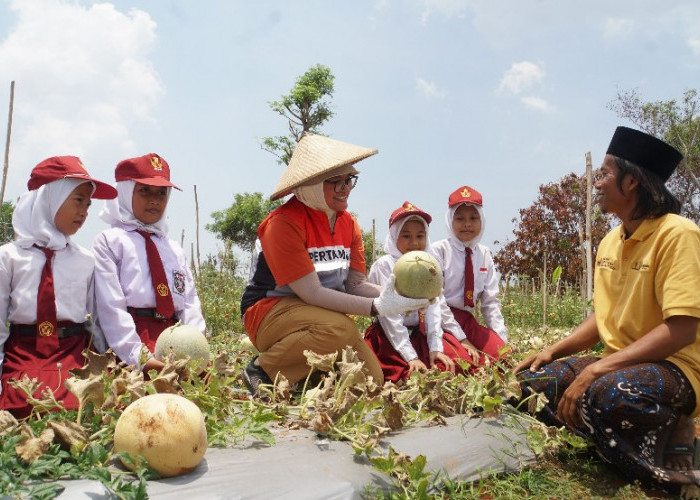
{"left": 325, "top": 174, "right": 359, "bottom": 193}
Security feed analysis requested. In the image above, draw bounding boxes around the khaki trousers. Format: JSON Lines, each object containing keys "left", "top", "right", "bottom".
{"left": 255, "top": 297, "right": 384, "bottom": 385}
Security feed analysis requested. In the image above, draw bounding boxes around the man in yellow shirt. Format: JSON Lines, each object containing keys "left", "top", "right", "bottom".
{"left": 515, "top": 126, "right": 700, "bottom": 492}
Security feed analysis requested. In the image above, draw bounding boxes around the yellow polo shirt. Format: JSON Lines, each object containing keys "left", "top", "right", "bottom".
{"left": 594, "top": 214, "right": 700, "bottom": 416}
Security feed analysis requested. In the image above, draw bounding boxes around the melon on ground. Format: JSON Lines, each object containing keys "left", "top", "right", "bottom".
{"left": 154, "top": 323, "right": 210, "bottom": 368}
{"left": 393, "top": 250, "right": 443, "bottom": 300}
{"left": 114, "top": 393, "right": 207, "bottom": 477}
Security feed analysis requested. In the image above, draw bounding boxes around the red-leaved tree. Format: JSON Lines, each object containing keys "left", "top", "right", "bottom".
{"left": 494, "top": 173, "right": 610, "bottom": 284}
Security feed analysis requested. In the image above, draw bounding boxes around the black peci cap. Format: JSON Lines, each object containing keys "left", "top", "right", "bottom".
{"left": 606, "top": 126, "right": 683, "bottom": 182}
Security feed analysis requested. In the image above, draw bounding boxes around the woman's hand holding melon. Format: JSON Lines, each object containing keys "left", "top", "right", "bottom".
{"left": 373, "top": 275, "right": 429, "bottom": 316}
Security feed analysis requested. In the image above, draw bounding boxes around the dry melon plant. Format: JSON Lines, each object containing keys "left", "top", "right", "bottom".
{"left": 1, "top": 314, "right": 593, "bottom": 499}
{"left": 0, "top": 347, "right": 280, "bottom": 498}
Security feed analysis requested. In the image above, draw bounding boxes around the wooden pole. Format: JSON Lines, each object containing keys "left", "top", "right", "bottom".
{"left": 584, "top": 152, "right": 593, "bottom": 315}
{"left": 371, "top": 218, "right": 376, "bottom": 267}
{"left": 1, "top": 81, "right": 16, "bottom": 242}
{"left": 194, "top": 185, "right": 201, "bottom": 276}
{"left": 542, "top": 250, "right": 547, "bottom": 327}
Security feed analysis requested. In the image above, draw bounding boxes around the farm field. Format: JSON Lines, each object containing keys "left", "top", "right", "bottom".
{"left": 0, "top": 261, "right": 685, "bottom": 499}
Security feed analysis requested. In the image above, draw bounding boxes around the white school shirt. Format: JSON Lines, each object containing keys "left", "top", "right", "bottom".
{"left": 92, "top": 227, "right": 206, "bottom": 366}
{"left": 369, "top": 255, "right": 448, "bottom": 363}
{"left": 0, "top": 242, "right": 105, "bottom": 393}
{"left": 430, "top": 239, "right": 507, "bottom": 341}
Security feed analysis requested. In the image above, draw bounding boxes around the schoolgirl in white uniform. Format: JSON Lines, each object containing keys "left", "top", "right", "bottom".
{"left": 0, "top": 156, "right": 116, "bottom": 418}
{"left": 92, "top": 153, "right": 205, "bottom": 374}
{"left": 430, "top": 185, "right": 507, "bottom": 363}
{"left": 364, "top": 201, "right": 480, "bottom": 383}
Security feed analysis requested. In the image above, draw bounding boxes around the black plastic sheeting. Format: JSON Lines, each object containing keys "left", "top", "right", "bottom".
{"left": 57, "top": 414, "right": 535, "bottom": 499}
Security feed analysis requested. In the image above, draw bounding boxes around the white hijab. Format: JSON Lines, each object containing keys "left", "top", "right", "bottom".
{"left": 13, "top": 178, "right": 94, "bottom": 250}
{"left": 384, "top": 215, "right": 431, "bottom": 260}
{"left": 292, "top": 164, "right": 359, "bottom": 230}
{"left": 98, "top": 180, "right": 171, "bottom": 237}
{"left": 444, "top": 202, "right": 485, "bottom": 250}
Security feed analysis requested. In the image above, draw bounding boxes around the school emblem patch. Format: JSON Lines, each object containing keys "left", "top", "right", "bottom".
{"left": 150, "top": 156, "right": 164, "bottom": 171}
{"left": 38, "top": 321, "right": 54, "bottom": 337}
{"left": 173, "top": 270, "right": 186, "bottom": 294}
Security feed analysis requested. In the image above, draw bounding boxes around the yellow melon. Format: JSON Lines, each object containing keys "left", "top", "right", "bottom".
{"left": 114, "top": 393, "right": 207, "bottom": 477}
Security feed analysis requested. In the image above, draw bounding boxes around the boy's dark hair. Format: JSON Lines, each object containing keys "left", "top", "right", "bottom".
{"left": 614, "top": 156, "right": 681, "bottom": 220}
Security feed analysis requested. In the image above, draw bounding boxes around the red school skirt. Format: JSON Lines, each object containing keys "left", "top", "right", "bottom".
{"left": 128, "top": 308, "right": 178, "bottom": 354}
{"left": 448, "top": 307, "right": 506, "bottom": 363}
{"left": 0, "top": 325, "right": 89, "bottom": 419}
{"left": 364, "top": 321, "right": 477, "bottom": 383}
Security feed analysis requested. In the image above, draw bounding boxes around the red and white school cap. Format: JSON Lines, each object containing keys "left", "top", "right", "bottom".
{"left": 447, "top": 185, "right": 483, "bottom": 208}
{"left": 28, "top": 156, "right": 117, "bottom": 199}
{"left": 115, "top": 153, "right": 181, "bottom": 191}
{"left": 389, "top": 201, "right": 432, "bottom": 226}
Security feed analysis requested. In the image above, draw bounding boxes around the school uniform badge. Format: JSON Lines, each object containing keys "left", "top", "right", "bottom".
{"left": 173, "top": 270, "right": 186, "bottom": 294}
{"left": 150, "top": 156, "right": 164, "bottom": 171}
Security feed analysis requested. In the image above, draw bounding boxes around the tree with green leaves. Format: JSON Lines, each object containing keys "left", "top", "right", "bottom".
{"left": 209, "top": 65, "right": 336, "bottom": 261}
{"left": 206, "top": 193, "right": 281, "bottom": 255}
{"left": 609, "top": 88, "right": 700, "bottom": 221}
{"left": 1, "top": 201, "right": 13, "bottom": 244}
{"left": 261, "top": 64, "right": 335, "bottom": 165}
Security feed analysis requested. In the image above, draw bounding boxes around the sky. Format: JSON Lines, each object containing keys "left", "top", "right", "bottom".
{"left": 0, "top": 0, "right": 699, "bottom": 272}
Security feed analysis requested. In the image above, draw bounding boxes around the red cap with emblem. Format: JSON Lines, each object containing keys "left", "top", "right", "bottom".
{"left": 389, "top": 201, "right": 432, "bottom": 226}
{"left": 115, "top": 153, "right": 181, "bottom": 191}
{"left": 447, "top": 185, "right": 483, "bottom": 208}
{"left": 28, "top": 156, "right": 117, "bottom": 199}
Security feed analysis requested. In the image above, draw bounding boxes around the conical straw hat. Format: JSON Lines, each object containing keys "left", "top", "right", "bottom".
{"left": 270, "top": 133, "right": 378, "bottom": 200}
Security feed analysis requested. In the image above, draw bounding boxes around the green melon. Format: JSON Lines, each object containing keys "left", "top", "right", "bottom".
{"left": 154, "top": 323, "right": 210, "bottom": 368}
{"left": 393, "top": 250, "right": 443, "bottom": 300}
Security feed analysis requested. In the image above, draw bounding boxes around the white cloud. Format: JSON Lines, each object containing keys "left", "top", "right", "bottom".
{"left": 416, "top": 77, "right": 446, "bottom": 100}
{"left": 688, "top": 36, "right": 700, "bottom": 56}
{"left": 603, "top": 17, "right": 635, "bottom": 39}
{"left": 520, "top": 96, "right": 555, "bottom": 114}
{"left": 0, "top": 0, "right": 163, "bottom": 186}
{"left": 498, "top": 61, "right": 544, "bottom": 95}
{"left": 419, "top": 0, "right": 472, "bottom": 25}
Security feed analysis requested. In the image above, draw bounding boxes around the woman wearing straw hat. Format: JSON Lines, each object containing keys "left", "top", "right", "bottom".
{"left": 240, "top": 133, "right": 429, "bottom": 396}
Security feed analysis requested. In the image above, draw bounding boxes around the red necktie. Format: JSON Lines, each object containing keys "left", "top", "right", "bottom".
{"left": 35, "top": 246, "right": 59, "bottom": 356}
{"left": 464, "top": 247, "right": 475, "bottom": 307}
{"left": 136, "top": 230, "right": 175, "bottom": 319}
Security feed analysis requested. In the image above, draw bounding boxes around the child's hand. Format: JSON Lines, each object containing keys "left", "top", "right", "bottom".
{"left": 407, "top": 359, "right": 428, "bottom": 374}
{"left": 142, "top": 358, "right": 165, "bottom": 374}
{"left": 430, "top": 351, "right": 455, "bottom": 374}
{"left": 460, "top": 340, "right": 480, "bottom": 362}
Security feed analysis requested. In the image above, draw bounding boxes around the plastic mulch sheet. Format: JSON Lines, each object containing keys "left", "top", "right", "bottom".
{"left": 57, "top": 413, "right": 536, "bottom": 499}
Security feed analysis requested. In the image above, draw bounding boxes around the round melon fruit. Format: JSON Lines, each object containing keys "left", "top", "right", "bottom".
{"left": 393, "top": 250, "right": 443, "bottom": 300}
{"left": 114, "top": 393, "right": 207, "bottom": 477}
{"left": 154, "top": 323, "right": 210, "bottom": 368}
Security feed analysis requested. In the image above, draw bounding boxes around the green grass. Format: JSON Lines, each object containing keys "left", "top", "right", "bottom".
{"left": 0, "top": 262, "right": 675, "bottom": 499}
{"left": 195, "top": 264, "right": 666, "bottom": 499}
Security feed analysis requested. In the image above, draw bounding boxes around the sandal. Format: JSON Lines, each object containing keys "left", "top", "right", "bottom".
{"left": 665, "top": 437, "right": 700, "bottom": 469}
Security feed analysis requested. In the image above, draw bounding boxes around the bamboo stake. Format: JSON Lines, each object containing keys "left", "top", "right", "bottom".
{"left": 584, "top": 152, "right": 593, "bottom": 315}
{"left": 190, "top": 242, "right": 198, "bottom": 281}
{"left": 542, "top": 250, "right": 547, "bottom": 327}
{"left": 194, "top": 185, "right": 201, "bottom": 275}
{"left": 1, "top": 81, "right": 16, "bottom": 242}
{"left": 577, "top": 220, "right": 587, "bottom": 317}
{"left": 371, "top": 218, "right": 376, "bottom": 267}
